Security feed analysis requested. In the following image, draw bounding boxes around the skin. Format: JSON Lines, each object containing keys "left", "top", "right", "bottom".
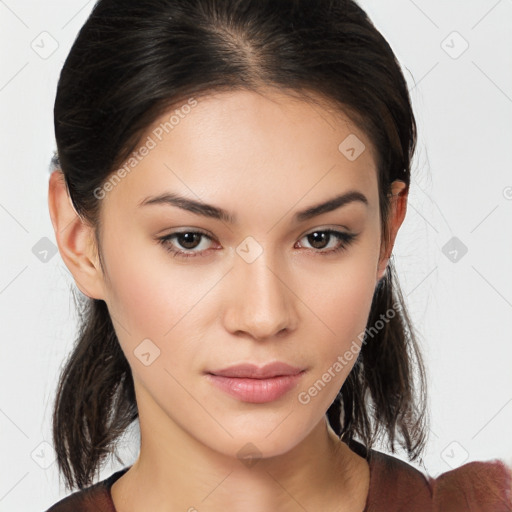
{"left": 48, "top": 88, "right": 408, "bottom": 512}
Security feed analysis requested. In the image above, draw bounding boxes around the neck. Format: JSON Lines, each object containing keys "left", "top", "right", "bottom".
{"left": 111, "top": 392, "right": 369, "bottom": 512}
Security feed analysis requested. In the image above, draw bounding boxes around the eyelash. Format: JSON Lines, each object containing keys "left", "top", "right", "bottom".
{"left": 157, "top": 229, "right": 357, "bottom": 259}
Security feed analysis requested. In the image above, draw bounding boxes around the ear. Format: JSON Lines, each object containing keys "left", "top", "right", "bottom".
{"left": 376, "top": 180, "right": 408, "bottom": 282}
{"left": 48, "top": 170, "right": 106, "bottom": 300}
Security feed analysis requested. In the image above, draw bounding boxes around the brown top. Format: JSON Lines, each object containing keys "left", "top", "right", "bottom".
{"left": 45, "top": 441, "right": 512, "bottom": 512}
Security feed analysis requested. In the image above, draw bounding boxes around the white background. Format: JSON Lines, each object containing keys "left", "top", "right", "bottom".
{"left": 1, "top": 0, "right": 511, "bottom": 510}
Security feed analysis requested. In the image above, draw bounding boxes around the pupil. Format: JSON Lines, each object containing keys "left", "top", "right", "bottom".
{"left": 309, "top": 232, "right": 328, "bottom": 249}
{"left": 180, "top": 233, "right": 199, "bottom": 249}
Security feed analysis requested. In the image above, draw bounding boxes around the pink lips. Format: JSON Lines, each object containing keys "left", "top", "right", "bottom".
{"left": 205, "top": 362, "right": 306, "bottom": 403}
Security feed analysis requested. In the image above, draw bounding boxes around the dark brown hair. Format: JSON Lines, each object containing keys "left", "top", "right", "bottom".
{"left": 52, "top": 0, "right": 428, "bottom": 490}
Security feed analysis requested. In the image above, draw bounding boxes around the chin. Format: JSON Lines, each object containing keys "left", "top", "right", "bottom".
{"left": 204, "top": 423, "right": 315, "bottom": 463}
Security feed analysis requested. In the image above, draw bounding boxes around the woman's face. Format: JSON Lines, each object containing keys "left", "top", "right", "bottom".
{"left": 95, "top": 89, "right": 390, "bottom": 459}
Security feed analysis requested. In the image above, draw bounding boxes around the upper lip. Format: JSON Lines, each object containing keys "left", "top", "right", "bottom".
{"left": 208, "top": 362, "right": 304, "bottom": 379}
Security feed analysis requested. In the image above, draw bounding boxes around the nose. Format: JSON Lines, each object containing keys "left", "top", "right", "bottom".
{"left": 223, "top": 249, "right": 299, "bottom": 341}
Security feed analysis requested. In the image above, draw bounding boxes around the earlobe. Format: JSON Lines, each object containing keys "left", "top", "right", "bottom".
{"left": 48, "top": 170, "right": 106, "bottom": 300}
{"left": 376, "top": 180, "right": 408, "bottom": 282}
{"left": 376, "top": 257, "right": 389, "bottom": 282}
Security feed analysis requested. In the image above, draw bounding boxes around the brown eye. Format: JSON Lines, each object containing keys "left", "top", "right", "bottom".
{"left": 158, "top": 230, "right": 215, "bottom": 258}
{"left": 307, "top": 231, "right": 330, "bottom": 249}
{"left": 298, "top": 230, "right": 357, "bottom": 255}
{"left": 176, "top": 232, "right": 202, "bottom": 249}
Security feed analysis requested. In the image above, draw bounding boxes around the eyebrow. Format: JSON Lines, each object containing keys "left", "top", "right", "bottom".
{"left": 138, "top": 190, "right": 368, "bottom": 224}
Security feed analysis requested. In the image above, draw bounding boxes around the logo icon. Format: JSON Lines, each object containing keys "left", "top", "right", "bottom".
{"left": 237, "top": 442, "right": 262, "bottom": 468}
{"left": 338, "top": 134, "right": 366, "bottom": 161}
{"left": 441, "top": 31, "right": 469, "bottom": 60}
{"left": 442, "top": 236, "right": 468, "bottom": 263}
{"left": 134, "top": 338, "right": 161, "bottom": 366}
{"left": 31, "top": 31, "right": 59, "bottom": 60}
{"left": 236, "top": 236, "right": 264, "bottom": 264}
{"left": 441, "top": 441, "right": 469, "bottom": 469}
{"left": 32, "top": 237, "right": 58, "bottom": 263}
{"left": 31, "top": 441, "right": 57, "bottom": 469}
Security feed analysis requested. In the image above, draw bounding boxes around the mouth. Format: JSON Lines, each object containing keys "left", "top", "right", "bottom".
{"left": 205, "top": 362, "right": 306, "bottom": 403}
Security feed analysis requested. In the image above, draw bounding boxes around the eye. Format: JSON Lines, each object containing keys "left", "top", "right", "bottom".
{"left": 296, "top": 229, "right": 357, "bottom": 256}
{"left": 157, "top": 228, "right": 358, "bottom": 259}
{"left": 158, "top": 230, "right": 216, "bottom": 258}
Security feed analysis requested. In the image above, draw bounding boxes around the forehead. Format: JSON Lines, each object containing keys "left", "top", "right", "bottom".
{"left": 102, "top": 88, "right": 379, "bottom": 220}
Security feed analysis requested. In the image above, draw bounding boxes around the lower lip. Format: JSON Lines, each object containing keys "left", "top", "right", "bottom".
{"left": 206, "top": 371, "right": 305, "bottom": 403}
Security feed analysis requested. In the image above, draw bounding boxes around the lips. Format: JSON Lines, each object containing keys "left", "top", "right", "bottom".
{"left": 205, "top": 362, "right": 306, "bottom": 403}
{"left": 207, "top": 361, "right": 304, "bottom": 379}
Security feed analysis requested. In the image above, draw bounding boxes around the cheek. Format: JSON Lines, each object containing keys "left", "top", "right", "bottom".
{"left": 298, "top": 239, "right": 380, "bottom": 393}
{"left": 308, "top": 240, "right": 379, "bottom": 342}
{"left": 99, "top": 229, "right": 205, "bottom": 362}
{"left": 320, "top": 264, "right": 376, "bottom": 342}
{"left": 101, "top": 248, "right": 212, "bottom": 409}
{"left": 100, "top": 230, "right": 233, "bottom": 388}
{"left": 101, "top": 225, "right": 204, "bottom": 334}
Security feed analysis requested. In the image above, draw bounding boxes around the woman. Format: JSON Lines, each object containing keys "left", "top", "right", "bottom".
{"left": 45, "top": 0, "right": 511, "bottom": 510}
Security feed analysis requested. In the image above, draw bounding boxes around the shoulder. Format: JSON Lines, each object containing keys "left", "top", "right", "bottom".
{"left": 44, "top": 484, "right": 112, "bottom": 512}
{"left": 368, "top": 444, "right": 512, "bottom": 512}
{"left": 346, "top": 438, "right": 432, "bottom": 511}
{"left": 45, "top": 468, "right": 129, "bottom": 512}
{"left": 360, "top": 439, "right": 512, "bottom": 512}
{"left": 430, "top": 458, "right": 512, "bottom": 512}
{"left": 365, "top": 448, "right": 433, "bottom": 512}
